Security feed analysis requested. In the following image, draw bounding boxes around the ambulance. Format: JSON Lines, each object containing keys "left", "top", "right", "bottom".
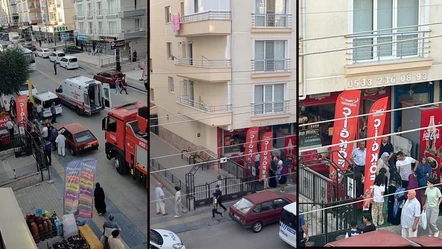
{"left": 55, "top": 75, "right": 112, "bottom": 116}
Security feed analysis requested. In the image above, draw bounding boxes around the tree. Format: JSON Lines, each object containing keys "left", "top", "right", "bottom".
{"left": 0, "top": 47, "right": 30, "bottom": 96}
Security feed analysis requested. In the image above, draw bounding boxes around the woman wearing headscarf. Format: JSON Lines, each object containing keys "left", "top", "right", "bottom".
{"left": 387, "top": 180, "right": 400, "bottom": 225}
{"left": 94, "top": 182, "right": 107, "bottom": 216}
{"left": 415, "top": 157, "right": 432, "bottom": 189}
{"left": 376, "top": 152, "right": 391, "bottom": 185}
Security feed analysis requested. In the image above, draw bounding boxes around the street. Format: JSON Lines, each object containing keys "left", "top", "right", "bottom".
{"left": 31, "top": 57, "right": 148, "bottom": 238}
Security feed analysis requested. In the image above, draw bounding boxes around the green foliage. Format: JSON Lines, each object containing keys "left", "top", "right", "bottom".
{"left": 0, "top": 48, "right": 30, "bottom": 96}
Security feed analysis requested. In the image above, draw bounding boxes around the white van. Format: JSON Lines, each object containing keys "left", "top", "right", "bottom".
{"left": 19, "top": 82, "right": 38, "bottom": 96}
{"left": 34, "top": 91, "right": 62, "bottom": 118}
{"left": 55, "top": 75, "right": 112, "bottom": 116}
{"left": 59, "top": 56, "right": 79, "bottom": 70}
{"left": 49, "top": 51, "right": 65, "bottom": 63}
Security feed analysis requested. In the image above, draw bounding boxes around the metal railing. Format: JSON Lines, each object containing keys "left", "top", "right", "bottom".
{"left": 176, "top": 58, "right": 231, "bottom": 68}
{"left": 181, "top": 10, "right": 231, "bottom": 23}
{"left": 99, "top": 56, "right": 130, "bottom": 67}
{"left": 251, "top": 100, "right": 290, "bottom": 115}
{"left": 151, "top": 158, "right": 186, "bottom": 206}
{"left": 176, "top": 96, "right": 232, "bottom": 113}
{"left": 122, "top": 27, "right": 145, "bottom": 33}
{"left": 251, "top": 58, "right": 291, "bottom": 72}
{"left": 252, "top": 13, "right": 292, "bottom": 28}
{"left": 349, "top": 30, "right": 430, "bottom": 63}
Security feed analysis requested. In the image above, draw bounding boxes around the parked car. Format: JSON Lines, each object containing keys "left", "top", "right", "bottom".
{"left": 229, "top": 191, "right": 296, "bottom": 233}
{"left": 59, "top": 56, "right": 79, "bottom": 70}
{"left": 19, "top": 82, "right": 38, "bottom": 96}
{"left": 55, "top": 123, "right": 99, "bottom": 156}
{"left": 49, "top": 51, "right": 66, "bottom": 63}
{"left": 23, "top": 42, "right": 36, "bottom": 51}
{"left": 93, "top": 70, "right": 126, "bottom": 88}
{"left": 150, "top": 229, "right": 186, "bottom": 249}
{"left": 37, "top": 48, "right": 52, "bottom": 58}
{"left": 63, "top": 46, "right": 83, "bottom": 54}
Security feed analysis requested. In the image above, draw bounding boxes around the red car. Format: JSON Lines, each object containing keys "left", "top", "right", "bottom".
{"left": 229, "top": 191, "right": 296, "bottom": 233}
{"left": 56, "top": 123, "right": 99, "bottom": 156}
{"left": 93, "top": 70, "right": 126, "bottom": 88}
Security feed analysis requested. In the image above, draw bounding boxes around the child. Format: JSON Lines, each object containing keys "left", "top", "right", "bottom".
{"left": 345, "top": 220, "right": 363, "bottom": 238}
{"left": 211, "top": 192, "right": 223, "bottom": 219}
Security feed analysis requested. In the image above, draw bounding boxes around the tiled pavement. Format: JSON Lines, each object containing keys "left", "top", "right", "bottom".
{"left": 0, "top": 154, "right": 38, "bottom": 184}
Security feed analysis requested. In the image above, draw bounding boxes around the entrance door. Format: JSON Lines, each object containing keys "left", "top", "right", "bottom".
{"left": 189, "top": 81, "right": 195, "bottom": 107}
{"left": 187, "top": 43, "right": 193, "bottom": 66}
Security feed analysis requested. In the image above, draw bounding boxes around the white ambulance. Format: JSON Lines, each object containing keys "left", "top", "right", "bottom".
{"left": 55, "top": 75, "right": 112, "bottom": 116}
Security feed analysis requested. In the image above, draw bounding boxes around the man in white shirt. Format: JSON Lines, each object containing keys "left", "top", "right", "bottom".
{"left": 396, "top": 151, "right": 418, "bottom": 188}
{"left": 41, "top": 125, "right": 49, "bottom": 141}
{"left": 401, "top": 190, "right": 421, "bottom": 238}
{"left": 3, "top": 100, "right": 10, "bottom": 114}
{"left": 351, "top": 141, "right": 366, "bottom": 175}
{"left": 6, "top": 120, "right": 13, "bottom": 137}
{"left": 108, "top": 229, "right": 125, "bottom": 249}
{"left": 155, "top": 182, "right": 167, "bottom": 216}
{"left": 36, "top": 102, "right": 43, "bottom": 121}
{"left": 55, "top": 131, "right": 66, "bottom": 157}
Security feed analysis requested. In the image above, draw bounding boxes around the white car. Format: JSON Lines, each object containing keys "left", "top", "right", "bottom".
{"left": 49, "top": 51, "right": 65, "bottom": 63}
{"left": 59, "top": 56, "right": 79, "bottom": 70}
{"left": 150, "top": 229, "right": 186, "bottom": 249}
{"left": 19, "top": 82, "right": 38, "bottom": 96}
{"left": 37, "top": 48, "right": 51, "bottom": 58}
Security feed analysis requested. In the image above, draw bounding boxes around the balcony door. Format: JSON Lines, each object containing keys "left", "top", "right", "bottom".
{"left": 187, "top": 43, "right": 193, "bottom": 66}
{"left": 255, "top": 0, "right": 287, "bottom": 27}
{"left": 181, "top": 80, "right": 195, "bottom": 107}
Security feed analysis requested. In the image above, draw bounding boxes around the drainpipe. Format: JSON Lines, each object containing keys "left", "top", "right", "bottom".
{"left": 228, "top": 0, "right": 233, "bottom": 127}
{"left": 299, "top": 0, "right": 307, "bottom": 100}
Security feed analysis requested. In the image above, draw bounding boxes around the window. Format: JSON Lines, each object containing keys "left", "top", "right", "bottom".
{"left": 254, "top": 40, "right": 287, "bottom": 72}
{"left": 168, "top": 77, "right": 174, "bottom": 93}
{"left": 166, "top": 42, "right": 172, "bottom": 59}
{"left": 87, "top": 2, "right": 92, "bottom": 16}
{"left": 352, "top": 0, "right": 420, "bottom": 62}
{"left": 272, "top": 198, "right": 289, "bottom": 209}
{"left": 74, "top": 131, "right": 96, "bottom": 144}
{"left": 233, "top": 198, "right": 253, "bottom": 214}
{"left": 107, "top": 117, "right": 117, "bottom": 132}
{"left": 149, "top": 58, "right": 153, "bottom": 72}
{"left": 165, "top": 6, "right": 171, "bottom": 23}
{"left": 79, "top": 22, "right": 84, "bottom": 33}
{"left": 254, "top": 83, "right": 285, "bottom": 115}
{"left": 107, "top": 0, "right": 116, "bottom": 15}
{"left": 260, "top": 201, "right": 275, "bottom": 212}
{"left": 193, "top": 0, "right": 199, "bottom": 13}
{"left": 108, "top": 21, "right": 116, "bottom": 33}
{"left": 135, "top": 19, "right": 140, "bottom": 30}
{"left": 88, "top": 22, "right": 93, "bottom": 34}
{"left": 77, "top": 4, "right": 83, "bottom": 16}
{"left": 255, "top": 0, "right": 288, "bottom": 27}
{"left": 97, "top": 2, "right": 102, "bottom": 15}
{"left": 150, "top": 88, "right": 155, "bottom": 101}
{"left": 98, "top": 22, "right": 102, "bottom": 34}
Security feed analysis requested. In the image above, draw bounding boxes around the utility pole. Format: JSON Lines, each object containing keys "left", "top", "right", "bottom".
{"left": 115, "top": 48, "right": 121, "bottom": 71}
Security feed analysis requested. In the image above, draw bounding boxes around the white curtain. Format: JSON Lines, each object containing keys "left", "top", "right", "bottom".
{"left": 273, "top": 84, "right": 284, "bottom": 112}
{"left": 377, "top": 0, "right": 393, "bottom": 56}
{"left": 254, "top": 85, "right": 264, "bottom": 114}
{"left": 264, "top": 85, "right": 272, "bottom": 113}
{"left": 275, "top": 0, "right": 287, "bottom": 27}
{"left": 397, "top": 0, "right": 419, "bottom": 56}
{"left": 274, "top": 40, "right": 285, "bottom": 70}
{"left": 254, "top": 41, "right": 265, "bottom": 71}
{"left": 353, "top": 0, "right": 373, "bottom": 61}
{"left": 255, "top": 0, "right": 266, "bottom": 26}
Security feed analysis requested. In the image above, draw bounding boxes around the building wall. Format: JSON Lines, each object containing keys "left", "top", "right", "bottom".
{"left": 61, "top": 0, "right": 74, "bottom": 28}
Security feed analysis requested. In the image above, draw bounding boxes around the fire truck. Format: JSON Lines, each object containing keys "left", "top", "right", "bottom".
{"left": 102, "top": 102, "right": 148, "bottom": 185}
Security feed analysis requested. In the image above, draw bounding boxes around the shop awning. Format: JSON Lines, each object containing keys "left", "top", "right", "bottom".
{"left": 19, "top": 26, "right": 29, "bottom": 30}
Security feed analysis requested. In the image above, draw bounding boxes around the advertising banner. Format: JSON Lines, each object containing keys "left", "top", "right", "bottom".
{"left": 284, "top": 135, "right": 296, "bottom": 157}
{"left": 259, "top": 131, "right": 273, "bottom": 181}
{"left": 329, "top": 90, "right": 362, "bottom": 183}
{"left": 244, "top": 127, "right": 259, "bottom": 165}
{"left": 63, "top": 160, "right": 82, "bottom": 215}
{"left": 363, "top": 97, "right": 388, "bottom": 210}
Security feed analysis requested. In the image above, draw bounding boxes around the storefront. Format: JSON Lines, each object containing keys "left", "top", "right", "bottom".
{"left": 299, "top": 87, "right": 391, "bottom": 153}
{"left": 76, "top": 35, "right": 93, "bottom": 52}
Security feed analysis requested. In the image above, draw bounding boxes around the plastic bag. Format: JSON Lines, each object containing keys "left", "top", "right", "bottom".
{"left": 100, "top": 235, "right": 105, "bottom": 244}
{"left": 420, "top": 210, "right": 427, "bottom": 230}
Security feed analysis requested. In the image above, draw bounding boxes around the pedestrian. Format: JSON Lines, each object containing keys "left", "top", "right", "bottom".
{"left": 41, "top": 124, "right": 49, "bottom": 141}
{"left": 345, "top": 220, "right": 363, "bottom": 238}
{"left": 108, "top": 230, "right": 125, "bottom": 249}
{"left": 94, "top": 182, "right": 107, "bottom": 216}
{"left": 396, "top": 151, "right": 418, "bottom": 188}
{"left": 44, "top": 139, "right": 52, "bottom": 166}
{"left": 53, "top": 60, "right": 57, "bottom": 75}
{"left": 380, "top": 136, "right": 395, "bottom": 165}
{"left": 132, "top": 50, "right": 137, "bottom": 62}
{"left": 174, "top": 186, "right": 182, "bottom": 218}
{"left": 211, "top": 192, "right": 223, "bottom": 219}
{"left": 155, "top": 182, "right": 167, "bottom": 216}
{"left": 400, "top": 190, "right": 421, "bottom": 238}
{"left": 214, "top": 185, "right": 227, "bottom": 212}
{"left": 424, "top": 178, "right": 442, "bottom": 237}
{"left": 51, "top": 125, "right": 58, "bottom": 150}
{"left": 216, "top": 175, "right": 222, "bottom": 189}
{"left": 415, "top": 157, "right": 432, "bottom": 190}
{"left": 103, "top": 214, "right": 121, "bottom": 249}
{"left": 298, "top": 210, "right": 309, "bottom": 247}
{"left": 55, "top": 131, "right": 66, "bottom": 157}
{"left": 115, "top": 78, "right": 121, "bottom": 94}
{"left": 10, "top": 98, "right": 15, "bottom": 114}
{"left": 27, "top": 99, "right": 34, "bottom": 120}
{"left": 119, "top": 78, "right": 128, "bottom": 95}
{"left": 277, "top": 162, "right": 288, "bottom": 193}
{"left": 371, "top": 173, "right": 386, "bottom": 227}
{"left": 6, "top": 119, "right": 14, "bottom": 137}
{"left": 376, "top": 152, "right": 391, "bottom": 185}
{"left": 351, "top": 141, "right": 366, "bottom": 175}
{"left": 36, "top": 102, "right": 43, "bottom": 121}
{"left": 361, "top": 213, "right": 376, "bottom": 233}
{"left": 50, "top": 102, "right": 57, "bottom": 123}
{"left": 3, "top": 100, "right": 10, "bottom": 116}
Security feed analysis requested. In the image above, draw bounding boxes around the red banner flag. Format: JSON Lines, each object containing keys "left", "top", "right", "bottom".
{"left": 330, "top": 90, "right": 362, "bottom": 183}
{"left": 362, "top": 97, "right": 389, "bottom": 210}
{"left": 244, "top": 127, "right": 259, "bottom": 165}
{"left": 259, "top": 131, "right": 273, "bottom": 181}
{"left": 16, "top": 95, "right": 28, "bottom": 126}
{"left": 284, "top": 135, "right": 296, "bottom": 157}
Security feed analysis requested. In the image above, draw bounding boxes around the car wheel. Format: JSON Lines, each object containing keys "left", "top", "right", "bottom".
{"left": 70, "top": 147, "right": 77, "bottom": 156}
{"left": 252, "top": 221, "right": 263, "bottom": 233}
{"left": 115, "top": 154, "right": 126, "bottom": 175}
{"left": 75, "top": 107, "right": 82, "bottom": 116}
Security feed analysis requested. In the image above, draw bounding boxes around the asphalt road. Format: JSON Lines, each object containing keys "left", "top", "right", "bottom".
{"left": 176, "top": 219, "right": 294, "bottom": 249}
{"left": 31, "top": 57, "right": 148, "bottom": 238}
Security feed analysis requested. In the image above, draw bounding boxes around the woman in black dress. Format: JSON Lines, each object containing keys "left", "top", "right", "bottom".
{"left": 387, "top": 180, "right": 399, "bottom": 225}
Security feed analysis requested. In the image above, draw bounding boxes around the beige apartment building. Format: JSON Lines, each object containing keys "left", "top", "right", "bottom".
{"left": 299, "top": 0, "right": 442, "bottom": 159}
{"left": 151, "top": 0, "right": 297, "bottom": 160}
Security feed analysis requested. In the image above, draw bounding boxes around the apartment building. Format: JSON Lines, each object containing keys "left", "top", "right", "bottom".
{"left": 16, "top": 0, "right": 42, "bottom": 25}
{"left": 299, "top": 0, "right": 442, "bottom": 158}
{"left": 0, "top": 0, "right": 9, "bottom": 24}
{"left": 151, "top": 0, "right": 297, "bottom": 160}
{"left": 73, "top": 0, "right": 146, "bottom": 56}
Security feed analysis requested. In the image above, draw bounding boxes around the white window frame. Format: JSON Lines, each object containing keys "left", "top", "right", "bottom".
{"left": 349, "top": 0, "right": 427, "bottom": 64}
{"left": 165, "top": 6, "right": 171, "bottom": 23}
{"left": 253, "top": 0, "right": 291, "bottom": 28}
{"left": 252, "top": 83, "right": 287, "bottom": 115}
{"left": 166, "top": 42, "right": 172, "bottom": 59}
{"left": 168, "top": 76, "right": 174, "bottom": 93}
{"left": 77, "top": 4, "right": 83, "bottom": 17}
{"left": 96, "top": 2, "right": 102, "bottom": 16}
{"left": 252, "top": 38, "right": 290, "bottom": 72}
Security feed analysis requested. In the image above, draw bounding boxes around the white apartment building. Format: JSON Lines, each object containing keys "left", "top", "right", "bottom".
{"left": 151, "top": 0, "right": 297, "bottom": 160}
{"left": 299, "top": 0, "right": 442, "bottom": 158}
{"left": 0, "top": 0, "right": 10, "bottom": 24}
{"left": 73, "top": 0, "right": 146, "bottom": 56}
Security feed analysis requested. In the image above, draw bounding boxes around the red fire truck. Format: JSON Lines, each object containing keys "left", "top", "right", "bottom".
{"left": 102, "top": 102, "right": 148, "bottom": 185}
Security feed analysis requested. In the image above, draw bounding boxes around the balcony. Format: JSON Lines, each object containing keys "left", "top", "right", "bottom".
{"left": 121, "top": 27, "right": 145, "bottom": 39}
{"left": 29, "top": 7, "right": 40, "bottom": 13}
{"left": 175, "top": 58, "right": 232, "bottom": 82}
{"left": 86, "top": 10, "right": 93, "bottom": 19}
{"left": 75, "top": 12, "right": 85, "bottom": 20}
{"left": 251, "top": 14, "right": 292, "bottom": 33}
{"left": 118, "top": 7, "right": 145, "bottom": 19}
{"left": 345, "top": 30, "right": 433, "bottom": 77}
{"left": 250, "top": 58, "right": 291, "bottom": 78}
{"left": 104, "top": 8, "right": 118, "bottom": 18}
{"left": 177, "top": 11, "right": 231, "bottom": 37}
{"left": 176, "top": 96, "right": 232, "bottom": 126}
{"left": 251, "top": 100, "right": 290, "bottom": 117}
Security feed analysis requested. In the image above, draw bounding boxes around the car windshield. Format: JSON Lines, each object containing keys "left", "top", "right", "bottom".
{"left": 233, "top": 198, "right": 253, "bottom": 214}
{"left": 58, "top": 53, "right": 65, "bottom": 57}
{"left": 20, "top": 84, "right": 35, "bottom": 91}
{"left": 150, "top": 229, "right": 164, "bottom": 246}
{"left": 69, "top": 58, "right": 77, "bottom": 62}
{"left": 280, "top": 209, "right": 297, "bottom": 230}
{"left": 74, "top": 131, "right": 96, "bottom": 144}
{"left": 42, "top": 97, "right": 61, "bottom": 108}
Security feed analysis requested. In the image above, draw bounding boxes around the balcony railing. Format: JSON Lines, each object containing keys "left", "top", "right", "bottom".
{"left": 181, "top": 11, "right": 231, "bottom": 23}
{"left": 105, "top": 8, "right": 118, "bottom": 16}
{"left": 176, "top": 58, "right": 231, "bottom": 68}
{"left": 349, "top": 30, "right": 430, "bottom": 63}
{"left": 252, "top": 13, "right": 292, "bottom": 28}
{"left": 251, "top": 100, "right": 290, "bottom": 116}
{"left": 86, "top": 10, "right": 94, "bottom": 18}
{"left": 96, "top": 9, "right": 103, "bottom": 16}
{"left": 251, "top": 58, "right": 290, "bottom": 72}
{"left": 177, "top": 96, "right": 232, "bottom": 112}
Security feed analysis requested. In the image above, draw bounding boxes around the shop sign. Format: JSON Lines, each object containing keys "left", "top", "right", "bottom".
{"left": 100, "top": 36, "right": 117, "bottom": 42}
{"left": 259, "top": 131, "right": 273, "bottom": 181}
{"left": 61, "top": 33, "right": 70, "bottom": 41}
{"left": 110, "top": 40, "right": 125, "bottom": 50}
{"left": 77, "top": 35, "right": 90, "bottom": 41}
{"left": 346, "top": 72, "right": 429, "bottom": 89}
{"left": 54, "top": 26, "right": 69, "bottom": 32}
{"left": 244, "top": 127, "right": 259, "bottom": 166}
{"left": 252, "top": 119, "right": 290, "bottom": 127}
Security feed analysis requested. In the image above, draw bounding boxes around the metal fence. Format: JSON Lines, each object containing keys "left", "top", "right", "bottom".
{"left": 150, "top": 159, "right": 185, "bottom": 194}
{"left": 220, "top": 159, "right": 245, "bottom": 178}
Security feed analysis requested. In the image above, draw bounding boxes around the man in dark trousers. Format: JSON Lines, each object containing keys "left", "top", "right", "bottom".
{"left": 50, "top": 102, "right": 57, "bottom": 123}
{"left": 53, "top": 61, "right": 57, "bottom": 75}
{"left": 214, "top": 185, "right": 227, "bottom": 212}
{"left": 44, "top": 139, "right": 52, "bottom": 166}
